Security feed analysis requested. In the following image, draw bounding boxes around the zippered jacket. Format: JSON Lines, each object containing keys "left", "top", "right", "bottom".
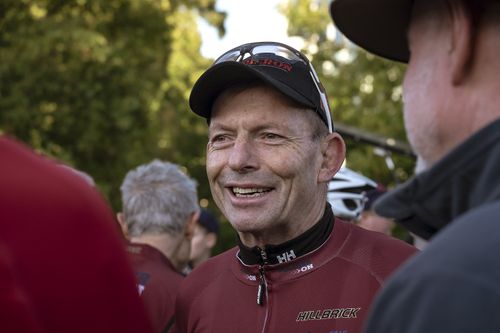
{"left": 363, "top": 119, "right": 500, "bottom": 333}
{"left": 0, "top": 136, "right": 153, "bottom": 333}
{"left": 127, "top": 243, "right": 183, "bottom": 333}
{"left": 175, "top": 205, "right": 417, "bottom": 333}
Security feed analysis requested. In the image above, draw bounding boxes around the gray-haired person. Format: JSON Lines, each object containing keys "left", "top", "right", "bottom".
{"left": 118, "top": 159, "right": 199, "bottom": 333}
{"left": 330, "top": 0, "right": 500, "bottom": 332}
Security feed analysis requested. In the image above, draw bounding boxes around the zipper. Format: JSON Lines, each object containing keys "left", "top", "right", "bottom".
{"left": 257, "top": 248, "right": 268, "bottom": 306}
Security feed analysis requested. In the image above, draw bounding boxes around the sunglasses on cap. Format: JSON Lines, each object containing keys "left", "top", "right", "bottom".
{"left": 213, "top": 41, "right": 333, "bottom": 133}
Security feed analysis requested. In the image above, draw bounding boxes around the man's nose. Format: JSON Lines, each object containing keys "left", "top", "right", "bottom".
{"left": 227, "top": 137, "right": 258, "bottom": 173}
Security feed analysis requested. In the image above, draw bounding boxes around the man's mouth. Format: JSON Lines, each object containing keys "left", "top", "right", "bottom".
{"left": 231, "top": 187, "right": 272, "bottom": 198}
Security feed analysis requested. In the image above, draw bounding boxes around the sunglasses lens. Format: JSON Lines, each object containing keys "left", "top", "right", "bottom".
{"left": 250, "top": 45, "right": 305, "bottom": 64}
{"left": 214, "top": 49, "right": 243, "bottom": 64}
{"left": 212, "top": 42, "right": 333, "bottom": 132}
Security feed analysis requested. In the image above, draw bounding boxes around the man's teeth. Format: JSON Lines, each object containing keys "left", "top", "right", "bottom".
{"left": 232, "top": 187, "right": 269, "bottom": 197}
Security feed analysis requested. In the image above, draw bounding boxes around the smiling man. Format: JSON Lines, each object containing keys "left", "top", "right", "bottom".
{"left": 174, "top": 42, "right": 416, "bottom": 333}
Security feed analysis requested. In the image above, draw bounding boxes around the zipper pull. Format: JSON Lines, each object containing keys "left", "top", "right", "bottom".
{"left": 257, "top": 266, "right": 266, "bottom": 305}
{"left": 259, "top": 248, "right": 268, "bottom": 264}
{"left": 257, "top": 248, "right": 268, "bottom": 306}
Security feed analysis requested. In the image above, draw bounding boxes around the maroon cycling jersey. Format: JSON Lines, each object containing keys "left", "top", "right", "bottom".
{"left": 175, "top": 207, "right": 417, "bottom": 333}
{"left": 0, "top": 136, "right": 152, "bottom": 333}
{"left": 127, "top": 242, "right": 183, "bottom": 333}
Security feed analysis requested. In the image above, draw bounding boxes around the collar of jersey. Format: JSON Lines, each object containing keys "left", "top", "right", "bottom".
{"left": 237, "top": 203, "right": 334, "bottom": 266}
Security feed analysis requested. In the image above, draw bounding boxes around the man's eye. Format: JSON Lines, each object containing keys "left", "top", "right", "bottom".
{"left": 210, "top": 135, "right": 229, "bottom": 144}
{"left": 263, "top": 133, "right": 281, "bottom": 140}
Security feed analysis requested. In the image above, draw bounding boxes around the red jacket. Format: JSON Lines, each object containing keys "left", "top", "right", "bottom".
{"left": 175, "top": 216, "right": 416, "bottom": 333}
{"left": 127, "top": 243, "right": 183, "bottom": 333}
{"left": 0, "top": 136, "right": 152, "bottom": 333}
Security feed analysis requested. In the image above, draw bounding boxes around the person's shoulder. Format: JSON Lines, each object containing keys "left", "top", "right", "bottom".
{"left": 410, "top": 200, "right": 500, "bottom": 275}
{"left": 187, "top": 247, "right": 238, "bottom": 280}
{"left": 347, "top": 221, "right": 417, "bottom": 254}
{"left": 0, "top": 139, "right": 153, "bottom": 332}
{"left": 178, "top": 247, "right": 238, "bottom": 298}
{"left": 1, "top": 136, "right": 107, "bottom": 213}
{"left": 336, "top": 221, "right": 417, "bottom": 282}
{"left": 365, "top": 202, "right": 500, "bottom": 333}
{"left": 129, "top": 243, "right": 184, "bottom": 287}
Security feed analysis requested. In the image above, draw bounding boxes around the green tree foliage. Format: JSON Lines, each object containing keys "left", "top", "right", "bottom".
{"left": 281, "top": 0, "right": 415, "bottom": 187}
{"left": 0, "top": 0, "right": 225, "bottom": 212}
{"left": 0, "top": 0, "right": 417, "bottom": 250}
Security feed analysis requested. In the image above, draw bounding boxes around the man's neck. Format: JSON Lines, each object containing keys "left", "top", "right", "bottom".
{"left": 130, "top": 233, "right": 182, "bottom": 269}
{"left": 238, "top": 200, "right": 327, "bottom": 248}
{"left": 190, "top": 252, "right": 211, "bottom": 268}
{"left": 237, "top": 203, "right": 334, "bottom": 265}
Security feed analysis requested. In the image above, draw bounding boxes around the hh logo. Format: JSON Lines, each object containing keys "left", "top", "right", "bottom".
{"left": 276, "top": 249, "right": 296, "bottom": 263}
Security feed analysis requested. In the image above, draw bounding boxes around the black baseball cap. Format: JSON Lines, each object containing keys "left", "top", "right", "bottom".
{"left": 329, "top": 0, "right": 413, "bottom": 62}
{"left": 189, "top": 41, "right": 334, "bottom": 132}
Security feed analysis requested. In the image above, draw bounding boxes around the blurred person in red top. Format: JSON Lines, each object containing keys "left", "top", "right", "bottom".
{"left": 117, "top": 159, "right": 199, "bottom": 333}
{"left": 0, "top": 136, "right": 152, "bottom": 333}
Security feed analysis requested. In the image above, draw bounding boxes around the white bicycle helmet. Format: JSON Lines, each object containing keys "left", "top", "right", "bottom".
{"left": 327, "top": 167, "right": 378, "bottom": 221}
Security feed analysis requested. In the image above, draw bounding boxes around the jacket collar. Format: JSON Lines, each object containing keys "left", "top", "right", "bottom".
{"left": 237, "top": 203, "right": 334, "bottom": 266}
{"left": 375, "top": 118, "right": 500, "bottom": 240}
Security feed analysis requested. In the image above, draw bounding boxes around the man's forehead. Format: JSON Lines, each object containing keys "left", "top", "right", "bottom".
{"left": 208, "top": 113, "right": 295, "bottom": 131}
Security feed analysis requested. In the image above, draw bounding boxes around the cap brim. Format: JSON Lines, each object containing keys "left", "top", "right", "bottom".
{"left": 189, "top": 62, "right": 316, "bottom": 119}
{"left": 330, "top": 0, "right": 413, "bottom": 63}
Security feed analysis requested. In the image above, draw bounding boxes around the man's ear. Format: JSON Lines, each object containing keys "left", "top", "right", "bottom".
{"left": 185, "top": 210, "right": 200, "bottom": 241}
{"left": 116, "top": 212, "right": 128, "bottom": 237}
{"left": 205, "top": 233, "right": 217, "bottom": 249}
{"left": 449, "top": 0, "right": 475, "bottom": 85}
{"left": 318, "top": 132, "right": 346, "bottom": 183}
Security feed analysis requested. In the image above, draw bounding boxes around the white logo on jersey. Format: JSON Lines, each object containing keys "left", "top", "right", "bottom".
{"left": 246, "top": 274, "right": 257, "bottom": 281}
{"left": 137, "top": 284, "right": 145, "bottom": 295}
{"left": 277, "top": 249, "right": 297, "bottom": 263}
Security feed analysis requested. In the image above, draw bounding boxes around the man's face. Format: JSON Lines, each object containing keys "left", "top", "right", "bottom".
{"left": 206, "top": 86, "right": 330, "bottom": 246}
{"left": 403, "top": 4, "right": 451, "bottom": 167}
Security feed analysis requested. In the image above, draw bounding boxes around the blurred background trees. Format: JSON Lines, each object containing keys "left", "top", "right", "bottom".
{"left": 0, "top": 0, "right": 414, "bottom": 252}
{"left": 0, "top": 0, "right": 224, "bottom": 209}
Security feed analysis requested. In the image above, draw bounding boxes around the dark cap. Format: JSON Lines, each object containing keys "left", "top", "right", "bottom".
{"left": 197, "top": 209, "right": 219, "bottom": 235}
{"left": 189, "top": 42, "right": 334, "bottom": 132}
{"left": 330, "top": 0, "right": 413, "bottom": 62}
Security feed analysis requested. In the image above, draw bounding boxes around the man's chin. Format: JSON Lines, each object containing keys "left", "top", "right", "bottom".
{"left": 230, "top": 219, "right": 264, "bottom": 233}
{"left": 415, "top": 157, "right": 430, "bottom": 174}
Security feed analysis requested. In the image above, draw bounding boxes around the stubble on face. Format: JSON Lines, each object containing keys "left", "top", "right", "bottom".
{"left": 206, "top": 85, "right": 328, "bottom": 246}
{"left": 403, "top": 1, "right": 452, "bottom": 168}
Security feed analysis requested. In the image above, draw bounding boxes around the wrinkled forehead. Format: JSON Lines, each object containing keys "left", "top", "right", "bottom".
{"left": 212, "top": 82, "right": 307, "bottom": 114}
{"left": 210, "top": 86, "right": 319, "bottom": 132}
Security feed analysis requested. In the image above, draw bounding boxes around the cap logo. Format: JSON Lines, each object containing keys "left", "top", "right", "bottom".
{"left": 243, "top": 57, "right": 292, "bottom": 72}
